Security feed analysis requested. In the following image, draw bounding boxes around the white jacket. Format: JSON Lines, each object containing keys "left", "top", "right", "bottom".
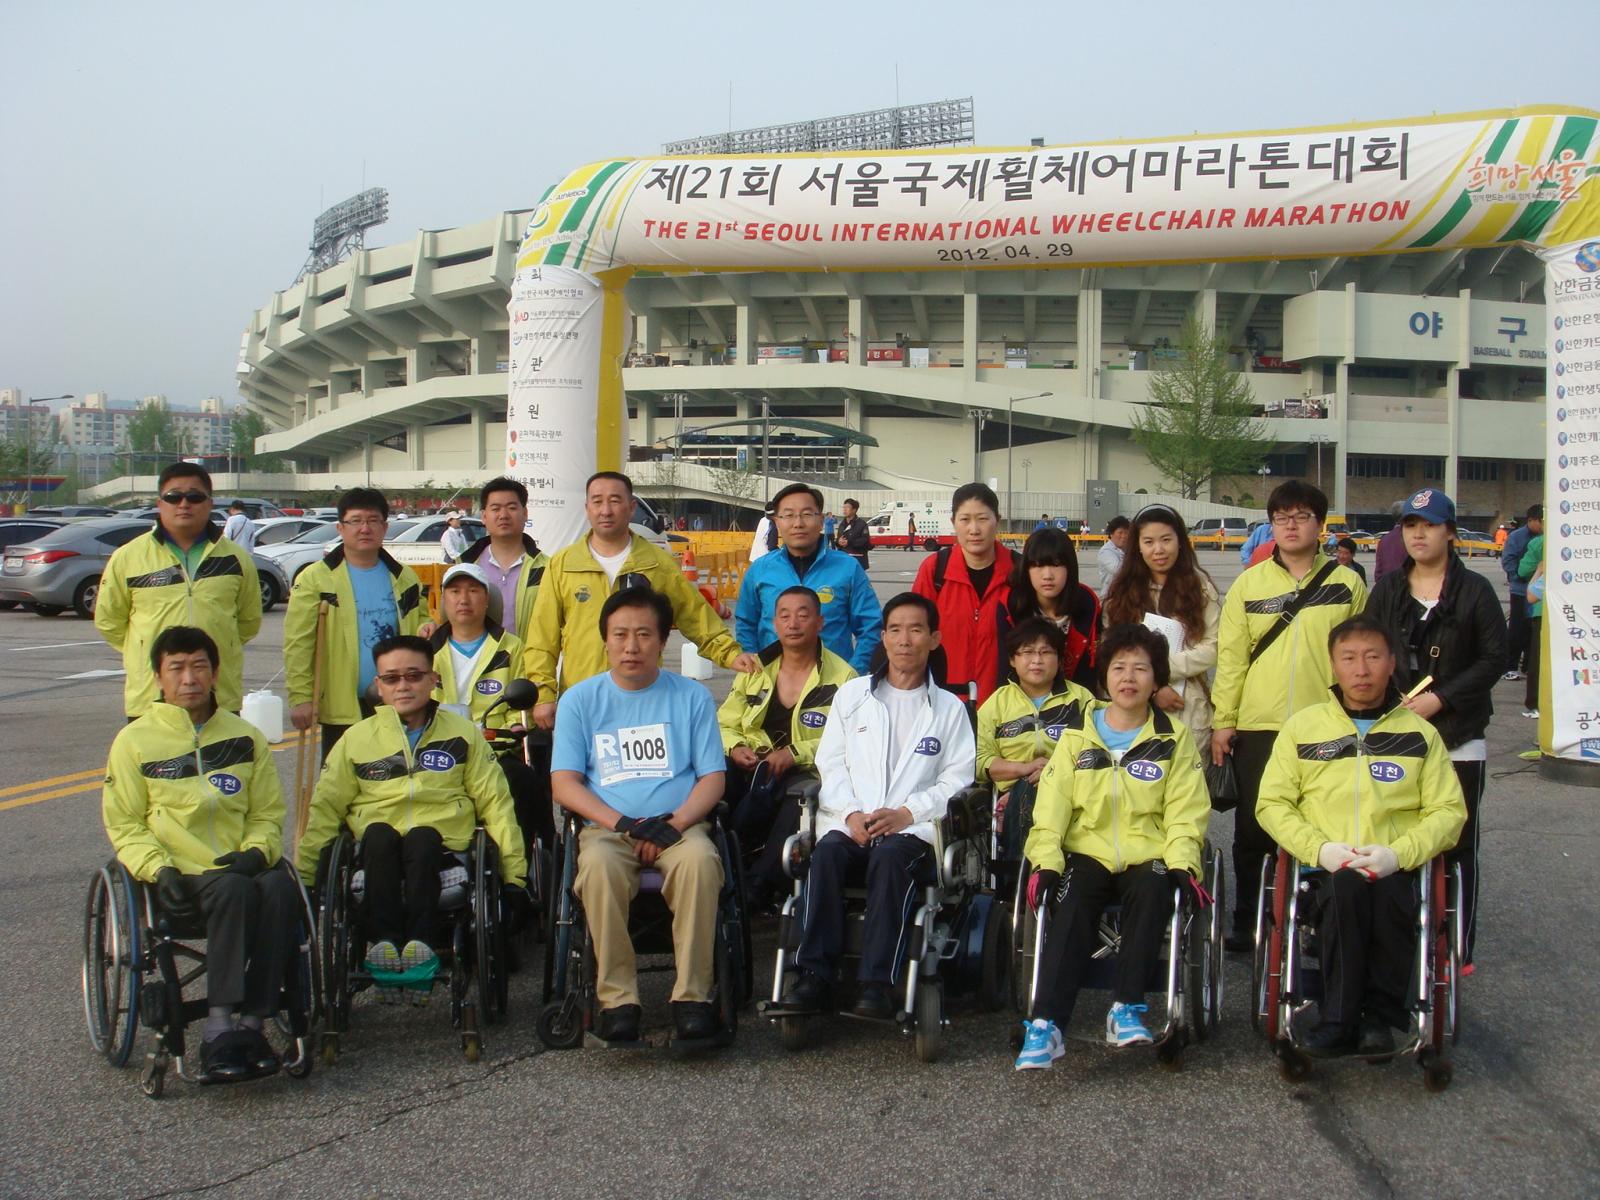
{"left": 814, "top": 671, "right": 976, "bottom": 847}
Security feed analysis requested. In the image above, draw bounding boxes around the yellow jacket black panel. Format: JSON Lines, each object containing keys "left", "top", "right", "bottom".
{"left": 1255, "top": 694, "right": 1466, "bottom": 872}
{"left": 1023, "top": 702, "right": 1209, "bottom": 877}
{"left": 458, "top": 533, "right": 547, "bottom": 645}
{"left": 294, "top": 703, "right": 527, "bottom": 887}
{"left": 1211, "top": 551, "right": 1368, "bottom": 733}
{"left": 101, "top": 703, "right": 283, "bottom": 880}
{"left": 94, "top": 523, "right": 262, "bottom": 716}
{"left": 429, "top": 621, "right": 528, "bottom": 729}
{"left": 717, "top": 644, "right": 856, "bottom": 769}
{"left": 525, "top": 532, "right": 743, "bottom": 699}
{"left": 976, "top": 679, "right": 1095, "bottom": 794}
{"left": 284, "top": 547, "right": 425, "bottom": 727}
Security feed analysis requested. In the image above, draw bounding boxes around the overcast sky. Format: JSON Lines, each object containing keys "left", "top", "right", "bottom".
{"left": 2, "top": 0, "right": 1594, "bottom": 410}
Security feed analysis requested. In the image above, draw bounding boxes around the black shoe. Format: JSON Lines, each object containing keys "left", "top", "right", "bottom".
{"left": 672, "top": 1001, "right": 717, "bottom": 1041}
{"left": 782, "top": 971, "right": 829, "bottom": 1012}
{"left": 1356, "top": 1017, "right": 1396, "bottom": 1058}
{"left": 597, "top": 1004, "right": 642, "bottom": 1043}
{"left": 1224, "top": 930, "right": 1254, "bottom": 954}
{"left": 1302, "top": 1022, "right": 1355, "bottom": 1058}
{"left": 239, "top": 1026, "right": 280, "bottom": 1077}
{"left": 198, "top": 1032, "right": 253, "bottom": 1084}
{"left": 852, "top": 982, "right": 895, "bottom": 1021}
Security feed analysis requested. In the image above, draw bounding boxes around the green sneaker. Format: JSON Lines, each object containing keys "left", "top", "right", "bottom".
{"left": 400, "top": 940, "right": 438, "bottom": 1006}
{"left": 365, "top": 940, "right": 402, "bottom": 1004}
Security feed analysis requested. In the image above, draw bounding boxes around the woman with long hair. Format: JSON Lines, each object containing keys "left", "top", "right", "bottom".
{"left": 1100, "top": 505, "right": 1221, "bottom": 750}
{"left": 996, "top": 527, "right": 1101, "bottom": 691}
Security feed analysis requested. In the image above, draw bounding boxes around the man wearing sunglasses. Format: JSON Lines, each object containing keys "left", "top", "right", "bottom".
{"left": 96, "top": 463, "right": 263, "bottom": 719}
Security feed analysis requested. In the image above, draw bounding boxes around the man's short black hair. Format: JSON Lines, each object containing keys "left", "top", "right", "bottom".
{"left": 600, "top": 585, "right": 673, "bottom": 639}
{"left": 338, "top": 486, "right": 389, "bottom": 521}
{"left": 372, "top": 635, "right": 435, "bottom": 671}
{"left": 1266, "top": 479, "right": 1330, "bottom": 525}
{"left": 585, "top": 470, "right": 633, "bottom": 496}
{"left": 775, "top": 585, "right": 821, "bottom": 613}
{"left": 843, "top": 497, "right": 859, "bottom": 511}
{"left": 157, "top": 462, "right": 212, "bottom": 493}
{"left": 1094, "top": 623, "right": 1171, "bottom": 694}
{"left": 228, "top": 500, "right": 246, "bottom": 512}
{"left": 1003, "top": 615, "right": 1067, "bottom": 661}
{"left": 480, "top": 476, "right": 528, "bottom": 508}
{"left": 149, "top": 625, "right": 219, "bottom": 674}
{"left": 1327, "top": 614, "right": 1399, "bottom": 657}
{"left": 950, "top": 482, "right": 1000, "bottom": 518}
{"left": 772, "top": 482, "right": 824, "bottom": 511}
{"left": 1105, "top": 515, "right": 1131, "bottom": 535}
{"left": 1527, "top": 503, "right": 1544, "bottom": 521}
{"left": 1336, "top": 537, "right": 1358, "bottom": 554}
{"left": 881, "top": 591, "right": 939, "bottom": 631}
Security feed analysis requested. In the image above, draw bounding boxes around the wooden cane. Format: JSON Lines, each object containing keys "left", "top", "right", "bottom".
{"left": 293, "top": 601, "right": 330, "bottom": 847}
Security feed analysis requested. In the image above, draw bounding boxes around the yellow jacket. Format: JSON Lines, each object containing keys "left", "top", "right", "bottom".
{"left": 976, "top": 679, "right": 1095, "bottom": 794}
{"left": 294, "top": 704, "right": 527, "bottom": 887}
{"left": 101, "top": 703, "right": 283, "bottom": 880}
{"left": 95, "top": 523, "right": 262, "bottom": 716}
{"left": 1023, "top": 702, "right": 1209, "bottom": 877}
{"left": 1211, "top": 551, "right": 1368, "bottom": 732}
{"left": 430, "top": 622, "right": 527, "bottom": 728}
{"left": 284, "top": 547, "right": 426, "bottom": 726}
{"left": 717, "top": 644, "right": 856, "bottom": 769}
{"left": 525, "top": 533, "right": 743, "bottom": 699}
{"left": 458, "top": 534, "right": 548, "bottom": 644}
{"left": 1255, "top": 694, "right": 1466, "bottom": 871}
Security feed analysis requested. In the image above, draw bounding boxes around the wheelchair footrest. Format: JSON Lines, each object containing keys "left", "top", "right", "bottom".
{"left": 583, "top": 1031, "right": 651, "bottom": 1052}
{"left": 364, "top": 958, "right": 441, "bottom": 990}
{"left": 668, "top": 1030, "right": 730, "bottom": 1058}
{"left": 758, "top": 999, "right": 824, "bottom": 1018}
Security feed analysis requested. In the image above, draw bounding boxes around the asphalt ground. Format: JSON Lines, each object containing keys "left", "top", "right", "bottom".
{"left": 0, "top": 550, "right": 1595, "bottom": 1198}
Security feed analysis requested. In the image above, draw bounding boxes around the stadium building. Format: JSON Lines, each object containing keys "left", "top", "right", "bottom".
{"left": 237, "top": 207, "right": 1547, "bottom": 530}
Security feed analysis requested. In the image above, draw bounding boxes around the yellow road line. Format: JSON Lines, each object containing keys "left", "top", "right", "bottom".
{"left": 0, "top": 781, "right": 99, "bottom": 812}
{"left": 0, "top": 739, "right": 307, "bottom": 813}
{"left": 0, "top": 768, "right": 103, "bottom": 798}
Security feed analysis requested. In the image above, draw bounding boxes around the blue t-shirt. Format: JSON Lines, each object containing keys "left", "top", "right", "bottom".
{"left": 551, "top": 670, "right": 724, "bottom": 821}
{"left": 1093, "top": 708, "right": 1141, "bottom": 755}
{"left": 349, "top": 563, "right": 399, "bottom": 697}
{"left": 1352, "top": 717, "right": 1378, "bottom": 739}
{"left": 405, "top": 725, "right": 425, "bottom": 753}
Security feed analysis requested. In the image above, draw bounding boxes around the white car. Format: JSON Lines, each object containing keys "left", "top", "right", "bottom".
{"left": 255, "top": 521, "right": 340, "bottom": 583}
{"left": 251, "top": 516, "right": 335, "bottom": 547}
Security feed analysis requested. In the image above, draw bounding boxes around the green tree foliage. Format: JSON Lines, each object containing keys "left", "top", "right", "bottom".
{"left": 1130, "top": 317, "right": 1271, "bottom": 500}
{"left": 123, "top": 400, "right": 191, "bottom": 457}
{"left": 228, "top": 407, "right": 284, "bottom": 470}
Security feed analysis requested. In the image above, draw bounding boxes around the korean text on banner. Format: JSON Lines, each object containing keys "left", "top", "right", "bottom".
{"left": 1542, "top": 239, "right": 1600, "bottom": 763}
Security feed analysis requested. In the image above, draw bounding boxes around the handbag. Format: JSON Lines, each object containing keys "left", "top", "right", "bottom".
{"left": 1205, "top": 752, "right": 1240, "bottom": 812}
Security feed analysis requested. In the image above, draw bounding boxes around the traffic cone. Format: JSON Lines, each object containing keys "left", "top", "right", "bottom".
{"left": 682, "top": 547, "right": 699, "bottom": 584}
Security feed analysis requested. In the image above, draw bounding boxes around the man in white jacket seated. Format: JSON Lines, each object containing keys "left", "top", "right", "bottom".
{"left": 781, "top": 592, "right": 976, "bottom": 1020}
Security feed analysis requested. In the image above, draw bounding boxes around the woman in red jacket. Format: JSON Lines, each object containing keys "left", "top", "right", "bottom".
{"left": 912, "top": 483, "right": 1014, "bottom": 704}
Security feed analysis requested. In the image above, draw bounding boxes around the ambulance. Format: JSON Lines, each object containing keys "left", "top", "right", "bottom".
{"left": 866, "top": 501, "right": 954, "bottom": 551}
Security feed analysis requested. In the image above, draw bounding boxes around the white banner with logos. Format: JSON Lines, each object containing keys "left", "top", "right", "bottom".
{"left": 1542, "top": 239, "right": 1600, "bottom": 763}
{"left": 507, "top": 265, "right": 606, "bottom": 551}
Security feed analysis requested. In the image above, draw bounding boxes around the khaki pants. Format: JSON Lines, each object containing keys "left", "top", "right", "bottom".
{"left": 574, "top": 823, "right": 723, "bottom": 1008}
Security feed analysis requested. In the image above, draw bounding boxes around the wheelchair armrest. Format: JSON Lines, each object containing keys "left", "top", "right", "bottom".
{"left": 793, "top": 778, "right": 822, "bottom": 840}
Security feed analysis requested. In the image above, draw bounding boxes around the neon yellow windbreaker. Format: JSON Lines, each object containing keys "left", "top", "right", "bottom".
{"left": 94, "top": 524, "right": 262, "bottom": 716}
{"left": 1023, "top": 702, "right": 1209, "bottom": 877}
{"left": 1255, "top": 694, "right": 1465, "bottom": 872}
{"left": 101, "top": 703, "right": 283, "bottom": 880}
{"left": 294, "top": 704, "right": 527, "bottom": 887}
{"left": 430, "top": 622, "right": 527, "bottom": 728}
{"left": 976, "top": 679, "right": 1095, "bottom": 794}
{"left": 717, "top": 644, "right": 856, "bottom": 769}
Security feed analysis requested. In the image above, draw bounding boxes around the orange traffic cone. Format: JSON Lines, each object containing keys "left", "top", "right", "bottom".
{"left": 682, "top": 547, "right": 699, "bottom": 583}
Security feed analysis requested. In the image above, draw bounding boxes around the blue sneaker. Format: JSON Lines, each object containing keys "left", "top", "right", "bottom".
{"left": 1106, "top": 1002, "right": 1153, "bottom": 1047}
{"left": 1014, "top": 1019, "right": 1065, "bottom": 1070}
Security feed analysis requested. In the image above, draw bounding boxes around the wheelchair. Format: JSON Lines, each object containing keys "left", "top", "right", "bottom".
{"left": 1007, "top": 842, "right": 1225, "bottom": 1068}
{"left": 1251, "top": 849, "right": 1461, "bottom": 1091}
{"left": 536, "top": 804, "right": 752, "bottom": 1054}
{"left": 478, "top": 679, "right": 553, "bottom": 944}
{"left": 81, "top": 859, "right": 319, "bottom": 1098}
{"left": 316, "top": 825, "right": 510, "bottom": 1064}
{"left": 758, "top": 781, "right": 1008, "bottom": 1063}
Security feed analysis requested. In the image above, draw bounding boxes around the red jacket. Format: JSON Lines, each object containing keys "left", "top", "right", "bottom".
{"left": 912, "top": 543, "right": 1014, "bottom": 703}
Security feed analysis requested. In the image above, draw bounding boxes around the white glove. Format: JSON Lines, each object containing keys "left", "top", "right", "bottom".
{"left": 1317, "top": 842, "right": 1356, "bottom": 873}
{"left": 1347, "top": 844, "right": 1400, "bottom": 880}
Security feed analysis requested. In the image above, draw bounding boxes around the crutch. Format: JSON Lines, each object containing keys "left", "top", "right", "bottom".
{"left": 293, "top": 600, "right": 329, "bottom": 847}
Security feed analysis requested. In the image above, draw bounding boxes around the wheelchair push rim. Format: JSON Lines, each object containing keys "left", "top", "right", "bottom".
{"left": 82, "top": 863, "right": 141, "bottom": 1066}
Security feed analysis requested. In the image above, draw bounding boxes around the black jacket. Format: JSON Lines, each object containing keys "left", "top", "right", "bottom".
{"left": 1365, "top": 553, "right": 1506, "bottom": 748}
{"left": 835, "top": 516, "right": 871, "bottom": 565}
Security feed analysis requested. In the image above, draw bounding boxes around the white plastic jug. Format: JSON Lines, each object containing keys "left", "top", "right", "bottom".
{"left": 241, "top": 689, "right": 284, "bottom": 742}
{"left": 680, "top": 642, "right": 713, "bottom": 681}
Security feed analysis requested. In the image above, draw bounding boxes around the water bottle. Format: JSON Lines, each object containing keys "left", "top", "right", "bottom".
{"left": 241, "top": 689, "right": 284, "bottom": 742}
{"left": 680, "top": 642, "right": 713, "bottom": 681}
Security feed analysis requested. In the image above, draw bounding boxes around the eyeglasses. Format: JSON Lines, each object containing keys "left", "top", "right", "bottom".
{"left": 776, "top": 510, "right": 821, "bottom": 522}
{"left": 375, "top": 670, "right": 431, "bottom": 686}
{"left": 159, "top": 490, "right": 210, "bottom": 506}
{"left": 1270, "top": 511, "right": 1318, "bottom": 528}
{"left": 341, "top": 517, "right": 386, "bottom": 529}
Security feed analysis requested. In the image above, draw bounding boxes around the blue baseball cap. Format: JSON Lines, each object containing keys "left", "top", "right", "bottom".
{"left": 1401, "top": 488, "right": 1455, "bottom": 525}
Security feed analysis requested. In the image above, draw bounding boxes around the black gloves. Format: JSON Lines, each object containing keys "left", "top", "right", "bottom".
{"left": 155, "top": 867, "right": 198, "bottom": 921}
{"left": 214, "top": 848, "right": 268, "bottom": 876}
{"left": 614, "top": 815, "right": 683, "bottom": 849}
{"left": 502, "top": 884, "right": 533, "bottom": 935}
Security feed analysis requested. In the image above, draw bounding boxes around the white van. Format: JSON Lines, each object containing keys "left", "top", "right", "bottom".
{"left": 866, "top": 501, "right": 954, "bottom": 551}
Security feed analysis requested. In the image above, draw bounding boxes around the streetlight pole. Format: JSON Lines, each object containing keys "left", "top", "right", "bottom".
{"left": 1307, "top": 433, "right": 1330, "bottom": 490}
{"left": 23, "top": 394, "right": 71, "bottom": 511}
{"left": 761, "top": 395, "right": 771, "bottom": 503}
{"left": 1005, "top": 391, "right": 1052, "bottom": 531}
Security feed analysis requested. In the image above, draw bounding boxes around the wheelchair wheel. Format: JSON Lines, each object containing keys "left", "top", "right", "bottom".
{"left": 1446, "top": 862, "right": 1464, "bottom": 1046}
{"left": 1263, "top": 853, "right": 1290, "bottom": 1043}
{"left": 473, "top": 830, "right": 508, "bottom": 1026}
{"left": 82, "top": 863, "right": 141, "bottom": 1067}
{"left": 913, "top": 978, "right": 944, "bottom": 1064}
{"left": 977, "top": 897, "right": 1009, "bottom": 1013}
{"left": 317, "top": 832, "right": 357, "bottom": 1036}
{"left": 713, "top": 916, "right": 738, "bottom": 1039}
{"left": 1427, "top": 861, "right": 1452, "bottom": 1059}
{"left": 1186, "top": 851, "right": 1225, "bottom": 1042}
{"left": 535, "top": 1001, "right": 584, "bottom": 1050}
{"left": 273, "top": 870, "right": 321, "bottom": 1079}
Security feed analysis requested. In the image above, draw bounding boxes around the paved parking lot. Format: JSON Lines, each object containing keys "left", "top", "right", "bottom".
{"left": 0, "top": 551, "right": 1595, "bottom": 1198}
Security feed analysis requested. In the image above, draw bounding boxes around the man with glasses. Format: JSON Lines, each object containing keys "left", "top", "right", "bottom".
{"left": 96, "top": 462, "right": 263, "bottom": 720}
{"left": 735, "top": 483, "right": 882, "bottom": 674}
{"left": 286, "top": 487, "right": 430, "bottom": 759}
{"left": 1211, "top": 481, "right": 1368, "bottom": 951}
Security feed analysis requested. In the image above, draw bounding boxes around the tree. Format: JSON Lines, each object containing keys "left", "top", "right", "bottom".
{"left": 1130, "top": 317, "right": 1270, "bottom": 500}
{"left": 229, "top": 407, "right": 284, "bottom": 471}
{"left": 706, "top": 460, "right": 763, "bottom": 529}
{"left": 124, "top": 400, "right": 188, "bottom": 457}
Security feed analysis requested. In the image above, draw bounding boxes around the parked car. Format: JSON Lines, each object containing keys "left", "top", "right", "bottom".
{"left": 0, "top": 518, "right": 290, "bottom": 619}
{"left": 255, "top": 521, "right": 340, "bottom": 583}
{"left": 0, "top": 517, "right": 67, "bottom": 610}
{"left": 26, "top": 505, "right": 117, "bottom": 518}
{"left": 380, "top": 515, "right": 487, "bottom": 565}
{"left": 1190, "top": 516, "right": 1252, "bottom": 546}
{"left": 251, "top": 516, "right": 332, "bottom": 547}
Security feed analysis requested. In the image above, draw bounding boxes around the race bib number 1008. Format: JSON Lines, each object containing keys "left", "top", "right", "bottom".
{"left": 596, "top": 722, "right": 673, "bottom": 786}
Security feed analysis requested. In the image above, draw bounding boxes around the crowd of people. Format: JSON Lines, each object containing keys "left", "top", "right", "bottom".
{"left": 94, "top": 459, "right": 1516, "bottom": 1081}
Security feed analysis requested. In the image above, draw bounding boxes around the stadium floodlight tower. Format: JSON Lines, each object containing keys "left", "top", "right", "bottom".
{"left": 663, "top": 97, "right": 974, "bottom": 156}
{"left": 295, "top": 187, "right": 390, "bottom": 282}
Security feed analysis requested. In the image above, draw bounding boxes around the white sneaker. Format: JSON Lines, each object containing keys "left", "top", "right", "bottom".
{"left": 1014, "top": 1019, "right": 1065, "bottom": 1070}
{"left": 1503, "top": 670, "right": 1525, "bottom": 681}
{"left": 1522, "top": 708, "right": 1540, "bottom": 719}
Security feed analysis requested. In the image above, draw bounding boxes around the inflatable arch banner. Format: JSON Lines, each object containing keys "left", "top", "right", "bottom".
{"left": 509, "top": 105, "right": 1600, "bottom": 766}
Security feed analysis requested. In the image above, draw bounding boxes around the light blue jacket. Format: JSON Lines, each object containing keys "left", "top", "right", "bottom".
{"left": 734, "top": 543, "right": 883, "bottom": 673}
{"left": 1240, "top": 521, "right": 1273, "bottom": 565}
